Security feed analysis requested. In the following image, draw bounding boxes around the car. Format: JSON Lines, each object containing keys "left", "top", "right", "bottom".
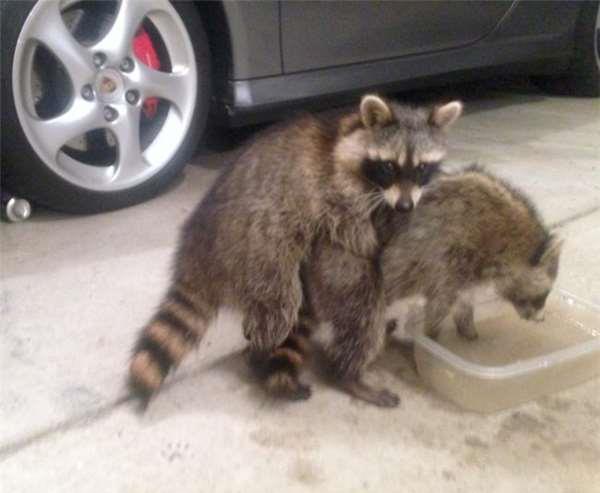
{"left": 1, "top": 0, "right": 599, "bottom": 213}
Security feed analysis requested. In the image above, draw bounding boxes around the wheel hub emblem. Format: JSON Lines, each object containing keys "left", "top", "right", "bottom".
{"left": 100, "top": 76, "right": 117, "bottom": 94}
{"left": 94, "top": 68, "right": 123, "bottom": 103}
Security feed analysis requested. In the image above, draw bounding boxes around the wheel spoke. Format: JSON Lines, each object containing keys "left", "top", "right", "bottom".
{"left": 92, "top": 0, "right": 166, "bottom": 63}
{"left": 29, "top": 99, "right": 105, "bottom": 162}
{"left": 135, "top": 63, "right": 193, "bottom": 116}
{"left": 111, "top": 106, "right": 146, "bottom": 182}
{"left": 27, "top": 2, "right": 94, "bottom": 89}
{"left": 56, "top": 153, "right": 116, "bottom": 187}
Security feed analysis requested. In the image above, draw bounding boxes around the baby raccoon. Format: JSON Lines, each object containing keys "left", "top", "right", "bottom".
{"left": 129, "top": 93, "right": 463, "bottom": 403}
{"left": 266, "top": 167, "right": 561, "bottom": 405}
{"left": 383, "top": 166, "right": 563, "bottom": 340}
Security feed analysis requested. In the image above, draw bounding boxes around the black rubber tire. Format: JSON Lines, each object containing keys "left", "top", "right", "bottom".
{"left": 535, "top": 1, "right": 600, "bottom": 97}
{"left": 0, "top": 1, "right": 211, "bottom": 214}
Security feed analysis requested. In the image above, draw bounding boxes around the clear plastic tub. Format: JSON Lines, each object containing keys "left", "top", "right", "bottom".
{"left": 412, "top": 289, "right": 600, "bottom": 413}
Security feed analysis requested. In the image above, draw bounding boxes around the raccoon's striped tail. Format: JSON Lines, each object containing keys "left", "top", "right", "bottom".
{"left": 129, "top": 285, "right": 213, "bottom": 397}
{"left": 260, "top": 322, "right": 313, "bottom": 400}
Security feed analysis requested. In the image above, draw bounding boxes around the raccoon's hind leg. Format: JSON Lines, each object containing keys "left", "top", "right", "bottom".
{"left": 242, "top": 278, "right": 305, "bottom": 399}
{"left": 242, "top": 294, "right": 302, "bottom": 355}
{"left": 241, "top": 258, "right": 304, "bottom": 354}
{"left": 453, "top": 299, "right": 478, "bottom": 340}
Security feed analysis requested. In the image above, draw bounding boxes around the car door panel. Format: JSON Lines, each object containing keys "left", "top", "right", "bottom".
{"left": 281, "top": 1, "right": 515, "bottom": 72}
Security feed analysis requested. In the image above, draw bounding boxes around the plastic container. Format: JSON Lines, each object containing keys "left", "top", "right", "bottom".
{"left": 412, "top": 289, "right": 600, "bottom": 413}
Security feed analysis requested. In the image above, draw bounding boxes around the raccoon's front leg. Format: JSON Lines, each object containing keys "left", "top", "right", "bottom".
{"left": 324, "top": 281, "right": 399, "bottom": 408}
{"left": 330, "top": 315, "right": 399, "bottom": 408}
{"left": 423, "top": 294, "right": 457, "bottom": 340}
{"left": 453, "top": 299, "right": 478, "bottom": 340}
{"left": 340, "top": 378, "right": 399, "bottom": 408}
{"left": 303, "top": 240, "right": 398, "bottom": 407}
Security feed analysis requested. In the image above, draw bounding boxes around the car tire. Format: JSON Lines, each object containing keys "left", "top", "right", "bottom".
{"left": 535, "top": 1, "right": 600, "bottom": 97}
{"left": 1, "top": 1, "right": 211, "bottom": 213}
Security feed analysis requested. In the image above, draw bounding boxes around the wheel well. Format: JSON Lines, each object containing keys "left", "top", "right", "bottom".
{"left": 192, "top": 1, "right": 232, "bottom": 97}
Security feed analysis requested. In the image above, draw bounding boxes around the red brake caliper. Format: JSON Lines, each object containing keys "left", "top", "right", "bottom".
{"left": 133, "top": 29, "right": 160, "bottom": 118}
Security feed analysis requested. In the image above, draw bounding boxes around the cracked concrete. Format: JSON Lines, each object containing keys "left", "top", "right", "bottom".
{"left": 1, "top": 80, "right": 599, "bottom": 492}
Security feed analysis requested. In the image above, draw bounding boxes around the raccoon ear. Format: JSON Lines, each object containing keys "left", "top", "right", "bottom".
{"left": 430, "top": 101, "right": 463, "bottom": 129}
{"left": 531, "top": 235, "right": 563, "bottom": 278}
{"left": 360, "top": 94, "right": 394, "bottom": 128}
{"left": 539, "top": 235, "right": 564, "bottom": 265}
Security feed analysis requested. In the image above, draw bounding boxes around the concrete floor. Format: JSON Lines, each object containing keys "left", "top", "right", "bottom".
{"left": 1, "top": 80, "right": 599, "bottom": 492}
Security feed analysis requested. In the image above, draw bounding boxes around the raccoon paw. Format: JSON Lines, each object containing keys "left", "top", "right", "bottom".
{"left": 290, "top": 381, "right": 312, "bottom": 401}
{"left": 459, "top": 330, "right": 479, "bottom": 341}
{"left": 372, "top": 389, "right": 401, "bottom": 408}
{"left": 457, "top": 325, "right": 479, "bottom": 341}
{"left": 386, "top": 319, "right": 398, "bottom": 336}
{"left": 265, "top": 371, "right": 312, "bottom": 401}
{"left": 342, "top": 379, "right": 400, "bottom": 408}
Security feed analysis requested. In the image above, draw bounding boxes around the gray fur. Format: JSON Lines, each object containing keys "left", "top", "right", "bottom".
{"left": 382, "top": 167, "right": 562, "bottom": 338}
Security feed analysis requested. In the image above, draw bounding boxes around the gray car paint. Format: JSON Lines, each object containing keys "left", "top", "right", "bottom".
{"left": 222, "top": 1, "right": 282, "bottom": 80}
{"left": 280, "top": 1, "right": 513, "bottom": 73}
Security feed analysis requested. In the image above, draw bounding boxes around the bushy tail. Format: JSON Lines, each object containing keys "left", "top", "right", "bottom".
{"left": 261, "top": 321, "right": 313, "bottom": 400}
{"left": 129, "top": 285, "right": 213, "bottom": 397}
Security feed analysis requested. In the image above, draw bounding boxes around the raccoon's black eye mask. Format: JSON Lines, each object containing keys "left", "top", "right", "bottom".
{"left": 362, "top": 159, "right": 396, "bottom": 188}
{"left": 361, "top": 159, "right": 441, "bottom": 188}
{"left": 416, "top": 161, "right": 441, "bottom": 186}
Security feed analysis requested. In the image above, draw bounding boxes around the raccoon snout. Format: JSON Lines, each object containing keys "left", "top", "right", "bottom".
{"left": 532, "top": 310, "right": 545, "bottom": 323}
{"left": 395, "top": 199, "right": 414, "bottom": 212}
{"left": 520, "top": 307, "right": 545, "bottom": 322}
